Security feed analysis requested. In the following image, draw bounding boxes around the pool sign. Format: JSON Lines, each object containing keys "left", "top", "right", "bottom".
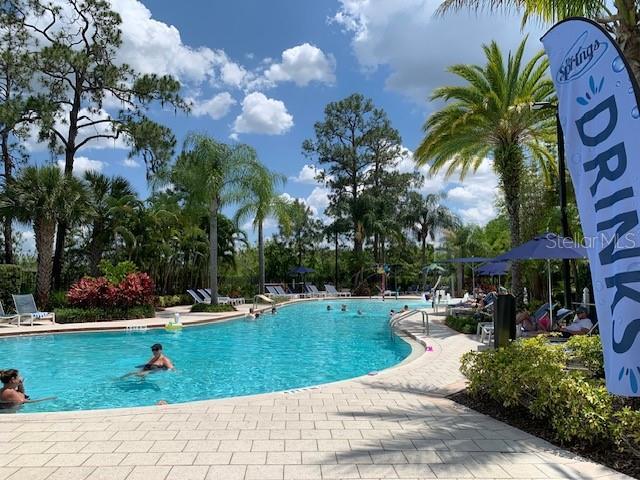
{"left": 543, "top": 18, "right": 640, "bottom": 395}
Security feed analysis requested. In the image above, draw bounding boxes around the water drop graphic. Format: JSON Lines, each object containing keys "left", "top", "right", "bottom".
{"left": 617, "top": 81, "right": 622, "bottom": 87}
{"left": 612, "top": 56, "right": 625, "bottom": 73}
{"left": 570, "top": 153, "right": 581, "bottom": 164}
{"left": 633, "top": 106, "right": 639, "bottom": 119}
{"left": 596, "top": 281, "right": 604, "bottom": 291}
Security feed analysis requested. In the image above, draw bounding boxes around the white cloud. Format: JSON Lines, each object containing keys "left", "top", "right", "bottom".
{"left": 232, "top": 92, "right": 294, "bottom": 135}
{"left": 122, "top": 158, "right": 141, "bottom": 168}
{"left": 306, "top": 187, "right": 331, "bottom": 219}
{"left": 290, "top": 164, "right": 322, "bottom": 184}
{"left": 191, "top": 92, "right": 237, "bottom": 120}
{"left": 218, "top": 56, "right": 248, "bottom": 87}
{"left": 110, "top": 0, "right": 216, "bottom": 83}
{"left": 57, "top": 156, "right": 105, "bottom": 176}
{"left": 333, "top": 0, "right": 544, "bottom": 102}
{"left": 265, "top": 43, "right": 336, "bottom": 86}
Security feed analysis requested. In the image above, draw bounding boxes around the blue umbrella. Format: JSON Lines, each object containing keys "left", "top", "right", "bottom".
{"left": 289, "top": 266, "right": 315, "bottom": 275}
{"left": 476, "top": 261, "right": 511, "bottom": 276}
{"left": 494, "top": 233, "right": 587, "bottom": 320}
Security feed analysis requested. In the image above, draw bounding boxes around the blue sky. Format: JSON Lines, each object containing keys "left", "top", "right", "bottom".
{"left": 22, "top": 0, "right": 547, "bottom": 247}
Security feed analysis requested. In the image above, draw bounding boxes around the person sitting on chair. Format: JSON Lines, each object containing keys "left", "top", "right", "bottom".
{"left": 559, "top": 307, "right": 593, "bottom": 337}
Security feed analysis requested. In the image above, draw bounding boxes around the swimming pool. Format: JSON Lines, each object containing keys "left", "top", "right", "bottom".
{"left": 1, "top": 299, "right": 418, "bottom": 412}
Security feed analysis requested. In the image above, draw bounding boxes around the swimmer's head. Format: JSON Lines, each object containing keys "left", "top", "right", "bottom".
{"left": 0, "top": 369, "right": 19, "bottom": 385}
{"left": 151, "top": 344, "right": 163, "bottom": 354}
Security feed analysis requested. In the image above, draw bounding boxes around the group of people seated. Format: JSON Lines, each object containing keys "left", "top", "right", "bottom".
{"left": 2, "top": 343, "right": 175, "bottom": 412}
{"left": 517, "top": 305, "right": 593, "bottom": 337}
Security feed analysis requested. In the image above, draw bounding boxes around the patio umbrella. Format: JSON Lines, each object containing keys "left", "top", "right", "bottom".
{"left": 288, "top": 266, "right": 315, "bottom": 290}
{"left": 494, "top": 233, "right": 587, "bottom": 322}
{"left": 475, "top": 261, "right": 511, "bottom": 287}
{"left": 442, "top": 257, "right": 491, "bottom": 292}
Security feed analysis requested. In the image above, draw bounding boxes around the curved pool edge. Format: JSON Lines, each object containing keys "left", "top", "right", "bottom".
{"left": 1, "top": 323, "right": 425, "bottom": 419}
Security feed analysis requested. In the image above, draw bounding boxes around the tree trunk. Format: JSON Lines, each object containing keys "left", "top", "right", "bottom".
{"left": 421, "top": 237, "right": 426, "bottom": 265}
{"left": 500, "top": 152, "right": 523, "bottom": 302}
{"left": 258, "top": 220, "right": 265, "bottom": 294}
{"left": 353, "top": 221, "right": 363, "bottom": 288}
{"left": 34, "top": 220, "right": 55, "bottom": 308}
{"left": 87, "top": 224, "right": 104, "bottom": 276}
{"left": 334, "top": 231, "right": 339, "bottom": 288}
{"left": 209, "top": 198, "right": 219, "bottom": 305}
{"left": 457, "top": 264, "right": 464, "bottom": 295}
{"left": 373, "top": 232, "right": 379, "bottom": 263}
{"left": 1, "top": 131, "right": 13, "bottom": 264}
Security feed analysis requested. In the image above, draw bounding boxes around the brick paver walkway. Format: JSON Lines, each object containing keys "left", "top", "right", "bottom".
{"left": 0, "top": 308, "right": 631, "bottom": 479}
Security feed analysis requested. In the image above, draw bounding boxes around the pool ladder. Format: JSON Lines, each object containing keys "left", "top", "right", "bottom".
{"left": 389, "top": 310, "right": 430, "bottom": 336}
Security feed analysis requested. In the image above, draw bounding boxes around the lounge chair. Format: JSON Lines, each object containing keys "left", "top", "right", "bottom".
{"left": 325, "top": 284, "right": 350, "bottom": 297}
{"left": 305, "top": 284, "right": 326, "bottom": 298}
{"left": 187, "top": 289, "right": 206, "bottom": 304}
{"left": 12, "top": 294, "right": 56, "bottom": 327}
{"left": 265, "top": 285, "right": 279, "bottom": 297}
{"left": 274, "top": 285, "right": 300, "bottom": 299}
{"left": 0, "top": 301, "right": 18, "bottom": 327}
{"left": 204, "top": 289, "right": 245, "bottom": 306}
{"left": 198, "top": 289, "right": 233, "bottom": 305}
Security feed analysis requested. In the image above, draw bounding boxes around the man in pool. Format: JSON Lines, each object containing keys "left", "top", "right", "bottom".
{"left": 326, "top": 305, "right": 332, "bottom": 311}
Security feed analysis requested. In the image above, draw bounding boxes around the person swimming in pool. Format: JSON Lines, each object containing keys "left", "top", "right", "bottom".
{"left": 123, "top": 344, "right": 174, "bottom": 378}
{"left": 326, "top": 305, "right": 332, "bottom": 311}
{"left": 0, "top": 370, "right": 28, "bottom": 410}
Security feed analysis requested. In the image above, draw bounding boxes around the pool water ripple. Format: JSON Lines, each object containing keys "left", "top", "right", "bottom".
{"left": 0, "top": 299, "right": 416, "bottom": 412}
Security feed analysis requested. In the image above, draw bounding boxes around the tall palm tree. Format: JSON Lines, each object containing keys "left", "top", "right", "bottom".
{"left": 84, "top": 171, "right": 138, "bottom": 275}
{"left": 415, "top": 38, "right": 556, "bottom": 297}
{"left": 2, "top": 165, "right": 86, "bottom": 306}
{"left": 437, "top": 1, "right": 640, "bottom": 84}
{"left": 406, "top": 192, "right": 461, "bottom": 265}
{"left": 234, "top": 167, "right": 290, "bottom": 294}
{"left": 171, "top": 133, "right": 264, "bottom": 304}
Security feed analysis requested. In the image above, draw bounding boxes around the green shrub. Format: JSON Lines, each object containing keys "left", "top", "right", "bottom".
{"left": 157, "top": 294, "right": 191, "bottom": 308}
{"left": 566, "top": 335, "right": 604, "bottom": 377}
{"left": 55, "top": 305, "right": 155, "bottom": 323}
{"left": 99, "top": 260, "right": 138, "bottom": 284}
{"left": 190, "top": 303, "right": 235, "bottom": 313}
{"left": 460, "top": 336, "right": 638, "bottom": 449}
{"left": 0, "top": 264, "right": 22, "bottom": 310}
{"left": 445, "top": 315, "right": 479, "bottom": 334}
{"left": 48, "top": 290, "right": 69, "bottom": 309}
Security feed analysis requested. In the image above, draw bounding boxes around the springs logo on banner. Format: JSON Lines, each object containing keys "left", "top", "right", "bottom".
{"left": 542, "top": 18, "right": 640, "bottom": 395}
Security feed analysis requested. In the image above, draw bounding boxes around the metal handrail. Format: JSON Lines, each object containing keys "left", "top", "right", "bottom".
{"left": 389, "top": 309, "right": 430, "bottom": 335}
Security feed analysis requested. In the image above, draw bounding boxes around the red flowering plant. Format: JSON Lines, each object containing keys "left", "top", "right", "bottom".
{"left": 67, "top": 272, "right": 155, "bottom": 309}
{"left": 67, "top": 277, "right": 116, "bottom": 308}
{"left": 114, "top": 273, "right": 155, "bottom": 308}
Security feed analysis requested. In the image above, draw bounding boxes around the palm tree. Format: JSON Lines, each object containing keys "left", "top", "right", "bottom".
{"left": 84, "top": 171, "right": 138, "bottom": 275}
{"left": 437, "top": 1, "right": 640, "bottom": 84}
{"left": 171, "top": 133, "right": 264, "bottom": 304}
{"left": 2, "top": 165, "right": 86, "bottom": 306}
{"left": 405, "top": 192, "right": 460, "bottom": 265}
{"left": 234, "top": 167, "right": 290, "bottom": 294}
{"left": 415, "top": 38, "right": 556, "bottom": 297}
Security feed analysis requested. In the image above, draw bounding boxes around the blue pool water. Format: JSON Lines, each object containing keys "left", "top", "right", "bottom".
{"left": 0, "top": 299, "right": 418, "bottom": 412}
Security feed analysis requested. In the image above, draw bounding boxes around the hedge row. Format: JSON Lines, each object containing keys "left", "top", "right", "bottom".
{"left": 460, "top": 336, "right": 640, "bottom": 456}
{"left": 55, "top": 305, "right": 155, "bottom": 323}
{"left": 190, "top": 303, "right": 235, "bottom": 313}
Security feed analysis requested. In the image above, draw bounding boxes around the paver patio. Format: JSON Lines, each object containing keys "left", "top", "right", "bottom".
{"left": 0, "top": 304, "right": 632, "bottom": 479}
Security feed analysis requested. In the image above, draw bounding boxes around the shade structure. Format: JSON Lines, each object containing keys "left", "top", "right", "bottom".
{"left": 442, "top": 257, "right": 491, "bottom": 263}
{"left": 288, "top": 266, "right": 315, "bottom": 275}
{"left": 476, "top": 261, "right": 511, "bottom": 276}
{"left": 494, "top": 233, "right": 588, "bottom": 323}
{"left": 441, "top": 257, "right": 491, "bottom": 292}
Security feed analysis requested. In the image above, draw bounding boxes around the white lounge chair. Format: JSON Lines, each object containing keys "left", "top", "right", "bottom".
{"left": 306, "top": 285, "right": 326, "bottom": 297}
{"left": 187, "top": 289, "right": 206, "bottom": 304}
{"left": 325, "top": 284, "right": 350, "bottom": 297}
{"left": 12, "top": 294, "right": 55, "bottom": 327}
{"left": 0, "top": 301, "right": 18, "bottom": 327}
{"left": 274, "top": 286, "right": 300, "bottom": 299}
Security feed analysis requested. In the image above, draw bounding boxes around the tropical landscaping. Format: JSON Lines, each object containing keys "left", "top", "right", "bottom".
{"left": 1, "top": 0, "right": 640, "bottom": 478}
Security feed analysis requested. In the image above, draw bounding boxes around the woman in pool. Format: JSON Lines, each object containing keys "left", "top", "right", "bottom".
{"left": 124, "top": 344, "right": 174, "bottom": 378}
{"left": 0, "top": 369, "right": 28, "bottom": 409}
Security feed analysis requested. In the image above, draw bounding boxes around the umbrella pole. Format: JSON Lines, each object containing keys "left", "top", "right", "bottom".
{"left": 472, "top": 266, "right": 475, "bottom": 294}
{"left": 548, "top": 259, "right": 553, "bottom": 329}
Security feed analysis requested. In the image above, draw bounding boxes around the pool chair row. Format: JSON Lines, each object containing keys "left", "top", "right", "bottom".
{"left": 0, "top": 294, "right": 56, "bottom": 327}
{"left": 187, "top": 289, "right": 246, "bottom": 306}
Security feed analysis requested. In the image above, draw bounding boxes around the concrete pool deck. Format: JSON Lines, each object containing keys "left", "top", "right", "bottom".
{"left": 0, "top": 305, "right": 632, "bottom": 480}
